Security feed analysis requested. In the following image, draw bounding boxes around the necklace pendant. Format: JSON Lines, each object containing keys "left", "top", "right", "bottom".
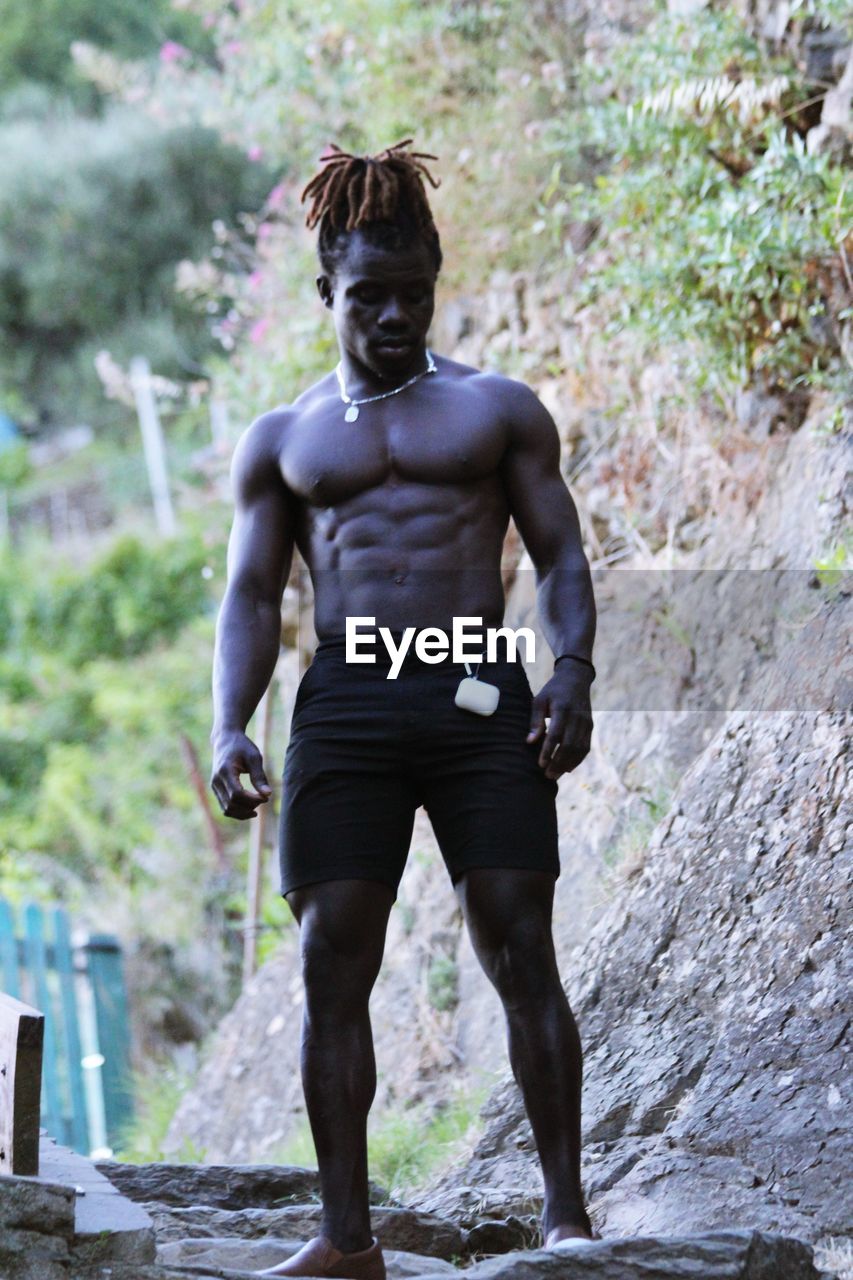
{"left": 344, "top": 405, "right": 359, "bottom": 422}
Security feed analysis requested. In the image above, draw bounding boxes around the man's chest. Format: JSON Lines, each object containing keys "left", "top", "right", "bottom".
{"left": 280, "top": 402, "right": 508, "bottom": 508}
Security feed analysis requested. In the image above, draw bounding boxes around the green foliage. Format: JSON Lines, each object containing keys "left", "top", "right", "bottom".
{"left": 790, "top": 0, "right": 853, "bottom": 26}
{"left": 21, "top": 533, "right": 211, "bottom": 664}
{"left": 0, "top": 532, "right": 217, "bottom": 884}
{"left": 0, "top": 0, "right": 210, "bottom": 103}
{"left": 275, "top": 1084, "right": 489, "bottom": 1198}
{"left": 114, "top": 1060, "right": 203, "bottom": 1163}
{"left": 0, "top": 107, "right": 271, "bottom": 427}
{"left": 427, "top": 953, "right": 459, "bottom": 1013}
{"left": 365, "top": 1086, "right": 488, "bottom": 1196}
{"left": 813, "top": 534, "right": 852, "bottom": 598}
{"left": 544, "top": 8, "right": 851, "bottom": 391}
{"left": 115, "top": 0, "right": 584, "bottom": 418}
{"left": 0, "top": 442, "right": 31, "bottom": 490}
{"left": 602, "top": 783, "right": 674, "bottom": 879}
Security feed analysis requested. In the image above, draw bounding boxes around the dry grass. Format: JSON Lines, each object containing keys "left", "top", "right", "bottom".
{"left": 815, "top": 1237, "right": 853, "bottom": 1280}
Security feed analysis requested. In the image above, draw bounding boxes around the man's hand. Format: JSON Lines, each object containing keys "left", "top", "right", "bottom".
{"left": 526, "top": 666, "right": 593, "bottom": 779}
{"left": 210, "top": 730, "right": 272, "bottom": 820}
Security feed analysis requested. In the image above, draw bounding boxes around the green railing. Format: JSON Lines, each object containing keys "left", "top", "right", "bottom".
{"left": 0, "top": 900, "right": 133, "bottom": 1156}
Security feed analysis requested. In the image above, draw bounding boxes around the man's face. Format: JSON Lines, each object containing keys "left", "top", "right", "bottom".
{"left": 318, "top": 231, "right": 437, "bottom": 379}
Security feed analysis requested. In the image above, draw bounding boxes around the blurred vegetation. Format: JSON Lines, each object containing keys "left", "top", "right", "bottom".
{"left": 115, "top": 1060, "right": 206, "bottom": 1164}
{"left": 276, "top": 1082, "right": 491, "bottom": 1200}
{"left": 0, "top": 530, "right": 214, "bottom": 871}
{"left": 0, "top": 0, "right": 210, "bottom": 105}
{"left": 1, "top": 0, "right": 849, "bottom": 1149}
{"left": 0, "top": 107, "right": 271, "bottom": 430}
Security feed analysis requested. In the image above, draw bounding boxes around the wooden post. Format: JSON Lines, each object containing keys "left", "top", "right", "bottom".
{"left": 210, "top": 397, "right": 230, "bottom": 447}
{"left": 130, "top": 355, "right": 176, "bottom": 537}
{"left": 0, "top": 992, "right": 44, "bottom": 1176}
{"left": 179, "top": 732, "right": 229, "bottom": 876}
{"left": 243, "top": 686, "right": 275, "bottom": 986}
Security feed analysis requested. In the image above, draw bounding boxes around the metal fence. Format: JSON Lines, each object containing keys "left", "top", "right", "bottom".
{"left": 0, "top": 900, "right": 133, "bottom": 1157}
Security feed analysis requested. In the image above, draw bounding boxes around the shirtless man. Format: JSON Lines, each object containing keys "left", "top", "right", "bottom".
{"left": 210, "top": 142, "right": 597, "bottom": 1279}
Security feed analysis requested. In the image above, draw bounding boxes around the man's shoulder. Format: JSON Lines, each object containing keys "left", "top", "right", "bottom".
{"left": 438, "top": 356, "right": 547, "bottom": 426}
{"left": 230, "top": 404, "right": 296, "bottom": 500}
{"left": 238, "top": 374, "right": 335, "bottom": 456}
{"left": 233, "top": 406, "right": 290, "bottom": 474}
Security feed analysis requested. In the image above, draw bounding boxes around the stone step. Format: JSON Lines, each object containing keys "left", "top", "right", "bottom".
{"left": 158, "top": 1237, "right": 460, "bottom": 1276}
{"left": 74, "top": 1230, "right": 825, "bottom": 1280}
{"left": 74, "top": 1267, "right": 260, "bottom": 1280}
{"left": 37, "top": 1135, "right": 156, "bottom": 1269}
{"left": 411, "top": 1232, "right": 821, "bottom": 1280}
{"left": 0, "top": 1174, "right": 75, "bottom": 1280}
{"left": 97, "top": 1161, "right": 391, "bottom": 1210}
{"left": 146, "top": 1203, "right": 465, "bottom": 1259}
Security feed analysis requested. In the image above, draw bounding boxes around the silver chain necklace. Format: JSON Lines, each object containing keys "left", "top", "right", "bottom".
{"left": 335, "top": 349, "right": 437, "bottom": 421}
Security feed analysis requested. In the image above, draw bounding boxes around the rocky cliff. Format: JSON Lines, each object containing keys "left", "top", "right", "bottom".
{"left": 417, "top": 591, "right": 850, "bottom": 1246}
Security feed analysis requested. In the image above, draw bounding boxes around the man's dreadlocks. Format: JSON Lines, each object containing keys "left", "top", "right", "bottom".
{"left": 301, "top": 139, "right": 443, "bottom": 275}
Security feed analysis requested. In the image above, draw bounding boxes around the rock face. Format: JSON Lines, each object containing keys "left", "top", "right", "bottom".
{"left": 418, "top": 592, "right": 851, "bottom": 1244}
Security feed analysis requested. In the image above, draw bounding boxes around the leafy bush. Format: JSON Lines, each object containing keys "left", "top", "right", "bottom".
{"left": 0, "top": 533, "right": 217, "bottom": 881}
{"left": 14, "top": 532, "right": 212, "bottom": 664}
{"left": 543, "top": 7, "right": 852, "bottom": 390}
{"left": 0, "top": 108, "right": 271, "bottom": 427}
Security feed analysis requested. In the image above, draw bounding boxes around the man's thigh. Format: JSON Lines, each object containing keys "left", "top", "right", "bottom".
{"left": 279, "top": 656, "right": 420, "bottom": 901}
{"left": 415, "top": 661, "right": 560, "bottom": 886}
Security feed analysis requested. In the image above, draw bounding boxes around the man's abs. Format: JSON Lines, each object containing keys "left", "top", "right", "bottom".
{"left": 296, "top": 473, "right": 512, "bottom": 635}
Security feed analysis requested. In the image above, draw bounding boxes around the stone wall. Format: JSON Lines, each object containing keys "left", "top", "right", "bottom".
{"left": 417, "top": 592, "right": 850, "bottom": 1245}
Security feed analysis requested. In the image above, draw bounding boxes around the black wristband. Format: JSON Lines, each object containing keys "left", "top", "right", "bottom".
{"left": 554, "top": 654, "right": 596, "bottom": 679}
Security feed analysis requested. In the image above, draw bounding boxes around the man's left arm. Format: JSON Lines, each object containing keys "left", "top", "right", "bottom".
{"left": 499, "top": 379, "right": 596, "bottom": 779}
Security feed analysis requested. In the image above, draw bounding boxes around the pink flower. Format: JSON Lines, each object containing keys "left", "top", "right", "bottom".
{"left": 159, "top": 40, "right": 189, "bottom": 64}
{"left": 247, "top": 144, "right": 264, "bottom": 162}
{"left": 203, "top": 14, "right": 217, "bottom": 30}
{"left": 266, "top": 181, "right": 288, "bottom": 210}
{"left": 223, "top": 39, "right": 244, "bottom": 56}
{"left": 248, "top": 270, "right": 264, "bottom": 291}
{"left": 249, "top": 317, "right": 272, "bottom": 345}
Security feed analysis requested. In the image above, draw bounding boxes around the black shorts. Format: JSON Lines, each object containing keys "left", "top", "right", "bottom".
{"left": 278, "top": 636, "right": 559, "bottom": 900}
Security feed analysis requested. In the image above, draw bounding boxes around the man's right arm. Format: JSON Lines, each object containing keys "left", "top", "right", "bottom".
{"left": 210, "top": 411, "right": 296, "bottom": 820}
